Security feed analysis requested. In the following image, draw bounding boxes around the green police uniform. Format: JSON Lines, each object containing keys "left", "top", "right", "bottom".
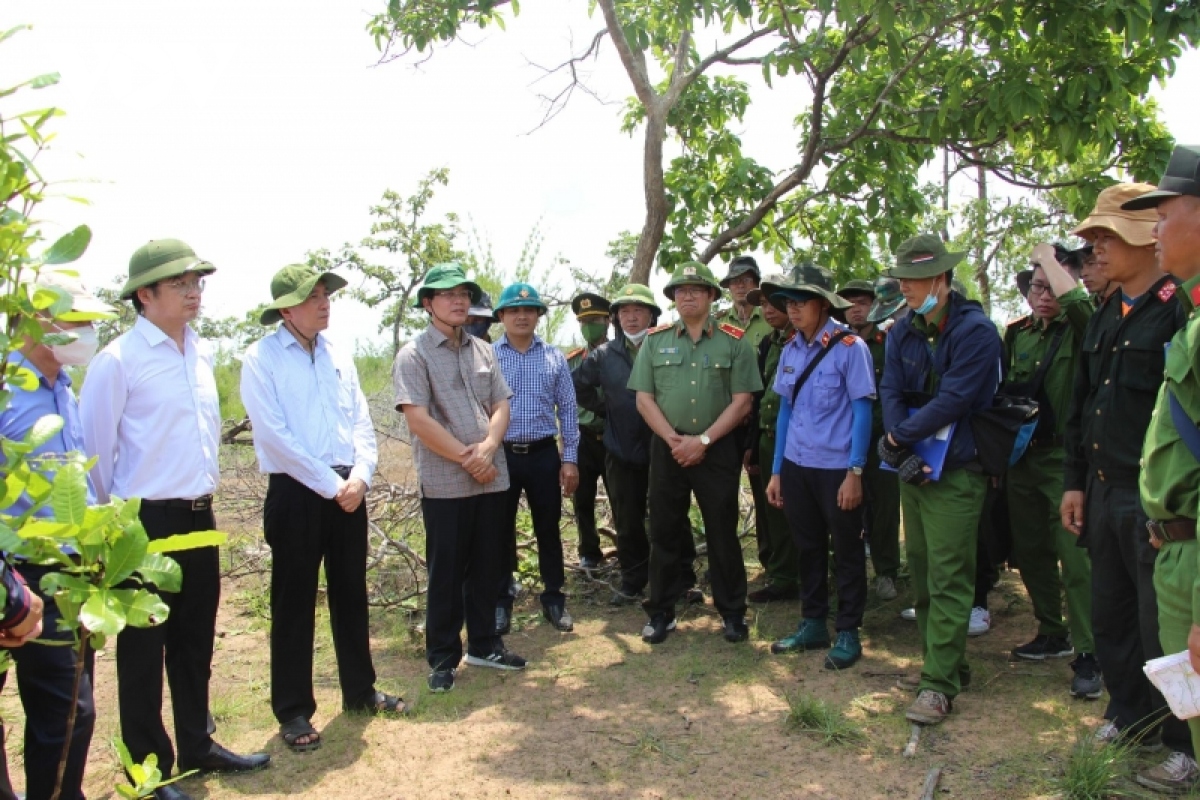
{"left": 1004, "top": 287, "right": 1094, "bottom": 653}
{"left": 755, "top": 325, "right": 801, "bottom": 593}
{"left": 568, "top": 344, "right": 609, "bottom": 563}
{"left": 860, "top": 322, "right": 902, "bottom": 580}
{"left": 1142, "top": 274, "right": 1200, "bottom": 756}
{"left": 715, "top": 304, "right": 774, "bottom": 349}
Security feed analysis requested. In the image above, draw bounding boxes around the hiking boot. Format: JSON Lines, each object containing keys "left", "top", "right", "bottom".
{"left": 543, "top": 603, "right": 574, "bottom": 632}
{"left": 874, "top": 576, "right": 898, "bottom": 600}
{"left": 1136, "top": 751, "right": 1200, "bottom": 794}
{"left": 1011, "top": 634, "right": 1073, "bottom": 661}
{"left": 464, "top": 648, "right": 527, "bottom": 671}
{"left": 1069, "top": 653, "right": 1103, "bottom": 699}
{"left": 900, "top": 607, "right": 916, "bottom": 621}
{"left": 770, "top": 618, "right": 831, "bottom": 654}
{"left": 428, "top": 668, "right": 456, "bottom": 693}
{"left": 824, "top": 630, "right": 862, "bottom": 670}
{"left": 641, "top": 614, "right": 676, "bottom": 645}
{"left": 967, "top": 606, "right": 991, "bottom": 636}
{"left": 906, "top": 690, "right": 952, "bottom": 725}
{"left": 748, "top": 585, "right": 800, "bottom": 603}
{"left": 722, "top": 616, "right": 749, "bottom": 643}
{"left": 495, "top": 606, "right": 511, "bottom": 636}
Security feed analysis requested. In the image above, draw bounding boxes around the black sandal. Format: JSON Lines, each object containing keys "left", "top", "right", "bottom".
{"left": 367, "top": 691, "right": 408, "bottom": 716}
{"left": 280, "top": 717, "right": 321, "bottom": 753}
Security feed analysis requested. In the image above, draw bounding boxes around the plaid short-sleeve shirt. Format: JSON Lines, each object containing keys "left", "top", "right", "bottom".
{"left": 393, "top": 325, "right": 512, "bottom": 498}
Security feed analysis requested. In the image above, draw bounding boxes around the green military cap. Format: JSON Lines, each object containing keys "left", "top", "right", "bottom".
{"left": 571, "top": 292, "right": 611, "bottom": 318}
{"left": 121, "top": 238, "right": 216, "bottom": 300}
{"left": 495, "top": 282, "right": 548, "bottom": 314}
{"left": 718, "top": 255, "right": 761, "bottom": 288}
{"left": 887, "top": 234, "right": 965, "bottom": 280}
{"left": 867, "top": 277, "right": 905, "bottom": 323}
{"left": 412, "top": 262, "right": 482, "bottom": 308}
{"left": 836, "top": 279, "right": 876, "bottom": 299}
{"left": 260, "top": 264, "right": 348, "bottom": 325}
{"left": 747, "top": 272, "right": 787, "bottom": 306}
{"left": 663, "top": 261, "right": 721, "bottom": 300}
{"left": 767, "top": 262, "right": 850, "bottom": 312}
{"left": 1122, "top": 144, "right": 1200, "bottom": 210}
{"left": 1015, "top": 269, "right": 1033, "bottom": 299}
{"left": 610, "top": 283, "right": 662, "bottom": 315}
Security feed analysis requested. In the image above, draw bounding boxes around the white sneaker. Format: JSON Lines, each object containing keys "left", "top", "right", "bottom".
{"left": 968, "top": 606, "right": 991, "bottom": 637}
{"left": 874, "top": 576, "right": 898, "bottom": 600}
{"left": 1092, "top": 720, "right": 1120, "bottom": 745}
{"left": 1137, "top": 751, "right": 1200, "bottom": 793}
{"left": 900, "top": 607, "right": 916, "bottom": 621}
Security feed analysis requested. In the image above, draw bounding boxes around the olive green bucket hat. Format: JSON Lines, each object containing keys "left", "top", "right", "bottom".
{"left": 767, "top": 262, "right": 850, "bottom": 312}
{"left": 719, "top": 255, "right": 761, "bottom": 287}
{"left": 120, "top": 238, "right": 216, "bottom": 300}
{"left": 412, "top": 262, "right": 482, "bottom": 309}
{"left": 663, "top": 261, "right": 721, "bottom": 300}
{"left": 887, "top": 234, "right": 965, "bottom": 280}
{"left": 610, "top": 283, "right": 662, "bottom": 315}
{"left": 867, "top": 277, "right": 906, "bottom": 322}
{"left": 836, "top": 279, "right": 876, "bottom": 299}
{"left": 260, "top": 264, "right": 348, "bottom": 325}
{"left": 747, "top": 272, "right": 787, "bottom": 306}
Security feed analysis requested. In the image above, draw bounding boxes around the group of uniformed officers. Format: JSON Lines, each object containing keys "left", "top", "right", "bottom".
{"left": 2, "top": 144, "right": 1200, "bottom": 798}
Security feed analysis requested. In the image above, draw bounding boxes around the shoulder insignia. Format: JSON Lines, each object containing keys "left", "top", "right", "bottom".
{"left": 820, "top": 331, "right": 831, "bottom": 347}
{"left": 782, "top": 330, "right": 797, "bottom": 345}
{"left": 646, "top": 323, "right": 672, "bottom": 335}
{"left": 841, "top": 334, "right": 858, "bottom": 346}
{"left": 567, "top": 347, "right": 587, "bottom": 360}
{"left": 874, "top": 331, "right": 886, "bottom": 344}
{"left": 718, "top": 322, "right": 745, "bottom": 339}
{"left": 1190, "top": 283, "right": 1200, "bottom": 309}
{"left": 1159, "top": 280, "right": 1178, "bottom": 303}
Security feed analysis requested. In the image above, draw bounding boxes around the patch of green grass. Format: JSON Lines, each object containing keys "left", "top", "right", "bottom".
{"left": 1052, "top": 733, "right": 1146, "bottom": 800}
{"left": 782, "top": 691, "right": 866, "bottom": 746}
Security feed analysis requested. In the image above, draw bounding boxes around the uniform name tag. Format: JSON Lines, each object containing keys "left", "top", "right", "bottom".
{"left": 659, "top": 347, "right": 679, "bottom": 354}
{"left": 783, "top": 366, "right": 795, "bottom": 373}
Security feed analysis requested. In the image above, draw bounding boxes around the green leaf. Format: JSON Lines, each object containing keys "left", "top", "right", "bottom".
{"left": 118, "top": 588, "right": 170, "bottom": 628}
{"left": 25, "top": 413, "right": 63, "bottom": 449}
{"left": 29, "top": 72, "right": 60, "bottom": 89}
{"left": 103, "top": 523, "right": 148, "bottom": 587}
{"left": 7, "top": 366, "right": 38, "bottom": 391}
{"left": 79, "top": 589, "right": 126, "bottom": 637}
{"left": 50, "top": 462, "right": 87, "bottom": 525}
{"left": 133, "top": 553, "right": 182, "bottom": 593}
{"left": 43, "top": 225, "right": 91, "bottom": 265}
{"left": 14, "top": 518, "right": 76, "bottom": 539}
{"left": 145, "top": 530, "right": 227, "bottom": 554}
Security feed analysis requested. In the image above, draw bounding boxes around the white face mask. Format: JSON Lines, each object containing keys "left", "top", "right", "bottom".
{"left": 49, "top": 326, "right": 99, "bottom": 366}
{"left": 625, "top": 329, "right": 649, "bottom": 345}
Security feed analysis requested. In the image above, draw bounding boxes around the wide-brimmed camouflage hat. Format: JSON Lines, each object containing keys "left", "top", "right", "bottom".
{"left": 571, "top": 292, "right": 611, "bottom": 319}
{"left": 121, "top": 238, "right": 216, "bottom": 300}
{"left": 767, "top": 262, "right": 850, "bottom": 312}
{"left": 495, "top": 282, "right": 548, "bottom": 314}
{"left": 412, "top": 262, "right": 483, "bottom": 309}
{"left": 886, "top": 234, "right": 966, "bottom": 280}
{"left": 719, "top": 255, "right": 761, "bottom": 288}
{"left": 747, "top": 272, "right": 787, "bottom": 306}
{"left": 260, "top": 264, "right": 348, "bottom": 325}
{"left": 610, "top": 283, "right": 662, "bottom": 315}
{"left": 663, "top": 261, "right": 721, "bottom": 300}
{"left": 867, "top": 277, "right": 905, "bottom": 322}
{"left": 836, "top": 279, "right": 876, "bottom": 300}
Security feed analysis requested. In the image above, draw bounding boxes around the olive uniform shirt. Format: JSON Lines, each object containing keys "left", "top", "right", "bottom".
{"left": 1140, "top": 275, "right": 1200, "bottom": 523}
{"left": 568, "top": 345, "right": 605, "bottom": 436}
{"left": 759, "top": 327, "right": 796, "bottom": 434}
{"left": 628, "top": 316, "right": 763, "bottom": 434}
{"left": 859, "top": 323, "right": 888, "bottom": 434}
{"left": 715, "top": 305, "right": 773, "bottom": 350}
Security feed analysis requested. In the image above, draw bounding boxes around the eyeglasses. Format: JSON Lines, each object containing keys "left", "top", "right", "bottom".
{"left": 433, "top": 289, "right": 472, "bottom": 301}
{"left": 161, "top": 277, "right": 206, "bottom": 295}
{"left": 1028, "top": 282, "right": 1053, "bottom": 296}
{"left": 673, "top": 286, "right": 709, "bottom": 298}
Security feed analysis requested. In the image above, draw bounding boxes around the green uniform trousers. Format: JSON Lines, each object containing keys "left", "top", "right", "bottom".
{"left": 752, "top": 432, "right": 799, "bottom": 590}
{"left": 1154, "top": 539, "right": 1200, "bottom": 756}
{"left": 1007, "top": 446, "right": 1094, "bottom": 652}
{"left": 865, "top": 443, "right": 901, "bottom": 579}
{"left": 902, "top": 467, "right": 987, "bottom": 698}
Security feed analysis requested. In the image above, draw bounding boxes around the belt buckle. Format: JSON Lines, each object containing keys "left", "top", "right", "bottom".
{"left": 1147, "top": 519, "right": 1169, "bottom": 546}
{"left": 511, "top": 443, "right": 530, "bottom": 455}
{"left": 191, "top": 495, "right": 211, "bottom": 512}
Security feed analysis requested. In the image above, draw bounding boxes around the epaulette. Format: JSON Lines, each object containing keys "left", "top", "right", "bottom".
{"left": 1006, "top": 314, "right": 1033, "bottom": 330}
{"left": 718, "top": 322, "right": 745, "bottom": 339}
{"left": 1159, "top": 279, "right": 1178, "bottom": 303}
{"left": 1191, "top": 282, "right": 1200, "bottom": 309}
{"left": 567, "top": 347, "right": 587, "bottom": 360}
{"left": 646, "top": 323, "right": 673, "bottom": 335}
{"left": 841, "top": 333, "right": 858, "bottom": 346}
{"left": 782, "top": 330, "right": 797, "bottom": 345}
{"left": 874, "top": 331, "right": 886, "bottom": 344}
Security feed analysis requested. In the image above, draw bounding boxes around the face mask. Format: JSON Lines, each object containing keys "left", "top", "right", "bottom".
{"left": 914, "top": 278, "right": 941, "bottom": 316}
{"left": 580, "top": 321, "right": 608, "bottom": 344}
{"left": 49, "top": 326, "right": 99, "bottom": 365}
{"left": 625, "top": 329, "right": 649, "bottom": 345}
{"left": 464, "top": 321, "right": 491, "bottom": 339}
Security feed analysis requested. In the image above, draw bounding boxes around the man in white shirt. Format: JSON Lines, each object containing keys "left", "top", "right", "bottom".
{"left": 240, "top": 265, "right": 404, "bottom": 754}
{"left": 80, "top": 239, "right": 269, "bottom": 800}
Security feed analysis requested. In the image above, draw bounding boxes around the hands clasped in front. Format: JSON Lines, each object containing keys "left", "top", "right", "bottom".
{"left": 668, "top": 433, "right": 707, "bottom": 468}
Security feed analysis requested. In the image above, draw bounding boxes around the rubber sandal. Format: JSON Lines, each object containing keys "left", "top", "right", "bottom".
{"left": 368, "top": 691, "right": 408, "bottom": 716}
{"left": 280, "top": 717, "right": 321, "bottom": 753}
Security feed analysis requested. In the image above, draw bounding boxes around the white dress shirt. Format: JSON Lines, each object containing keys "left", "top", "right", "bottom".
{"left": 80, "top": 316, "right": 221, "bottom": 503}
{"left": 239, "top": 326, "right": 377, "bottom": 499}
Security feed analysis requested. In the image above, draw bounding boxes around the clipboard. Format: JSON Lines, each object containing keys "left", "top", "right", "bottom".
{"left": 881, "top": 408, "right": 954, "bottom": 481}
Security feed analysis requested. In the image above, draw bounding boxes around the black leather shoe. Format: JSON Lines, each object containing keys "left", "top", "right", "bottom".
{"left": 722, "top": 616, "right": 749, "bottom": 643}
{"left": 180, "top": 742, "right": 270, "bottom": 773}
{"left": 495, "top": 606, "right": 511, "bottom": 635}
{"left": 543, "top": 603, "right": 574, "bottom": 632}
{"left": 153, "top": 786, "right": 193, "bottom": 800}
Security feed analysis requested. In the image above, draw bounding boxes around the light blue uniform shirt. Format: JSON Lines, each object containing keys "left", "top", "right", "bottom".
{"left": 0, "top": 355, "right": 96, "bottom": 517}
{"left": 773, "top": 318, "right": 876, "bottom": 469}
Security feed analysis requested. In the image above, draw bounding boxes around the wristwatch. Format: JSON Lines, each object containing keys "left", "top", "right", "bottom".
{"left": 699, "top": 433, "right": 712, "bottom": 447}
{"left": 849, "top": 466, "right": 864, "bottom": 476}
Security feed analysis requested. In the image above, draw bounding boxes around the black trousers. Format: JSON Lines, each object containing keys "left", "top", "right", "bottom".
{"left": 0, "top": 564, "right": 95, "bottom": 800}
{"left": 498, "top": 445, "right": 566, "bottom": 609}
{"left": 573, "top": 433, "right": 609, "bottom": 561}
{"left": 264, "top": 473, "right": 377, "bottom": 724}
{"left": 645, "top": 434, "right": 746, "bottom": 619}
{"left": 781, "top": 461, "right": 867, "bottom": 631}
{"left": 605, "top": 452, "right": 651, "bottom": 593}
{"left": 1084, "top": 476, "right": 1192, "bottom": 754}
{"left": 422, "top": 492, "right": 505, "bottom": 669}
{"left": 118, "top": 504, "right": 218, "bottom": 775}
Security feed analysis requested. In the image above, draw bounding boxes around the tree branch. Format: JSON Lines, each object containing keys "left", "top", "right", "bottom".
{"left": 596, "top": 0, "right": 654, "bottom": 107}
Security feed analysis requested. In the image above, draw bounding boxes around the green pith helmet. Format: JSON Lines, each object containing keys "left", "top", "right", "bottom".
{"left": 412, "top": 262, "right": 482, "bottom": 309}
{"left": 260, "top": 265, "right": 349, "bottom": 325}
{"left": 663, "top": 261, "right": 721, "bottom": 300}
{"left": 867, "top": 277, "right": 906, "bottom": 323}
{"left": 767, "top": 261, "right": 850, "bottom": 312}
{"left": 747, "top": 272, "right": 787, "bottom": 306}
{"left": 719, "top": 255, "right": 761, "bottom": 288}
{"left": 121, "top": 238, "right": 216, "bottom": 300}
{"left": 836, "top": 279, "right": 876, "bottom": 299}
{"left": 887, "top": 233, "right": 966, "bottom": 280}
{"left": 610, "top": 283, "right": 662, "bottom": 315}
{"left": 494, "top": 282, "right": 549, "bottom": 315}
{"left": 571, "top": 292, "right": 611, "bottom": 318}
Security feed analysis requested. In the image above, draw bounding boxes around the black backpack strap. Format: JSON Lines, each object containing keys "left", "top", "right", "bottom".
{"left": 1026, "top": 322, "right": 1069, "bottom": 397}
{"left": 790, "top": 329, "right": 849, "bottom": 405}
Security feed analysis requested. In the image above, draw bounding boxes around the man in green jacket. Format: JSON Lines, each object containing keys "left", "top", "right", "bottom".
{"left": 568, "top": 292, "right": 612, "bottom": 570}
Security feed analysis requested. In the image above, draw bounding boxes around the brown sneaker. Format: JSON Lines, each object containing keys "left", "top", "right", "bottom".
{"left": 905, "top": 690, "right": 951, "bottom": 725}
{"left": 1136, "top": 751, "right": 1200, "bottom": 794}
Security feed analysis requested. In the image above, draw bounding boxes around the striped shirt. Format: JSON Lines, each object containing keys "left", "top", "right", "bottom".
{"left": 493, "top": 334, "right": 580, "bottom": 463}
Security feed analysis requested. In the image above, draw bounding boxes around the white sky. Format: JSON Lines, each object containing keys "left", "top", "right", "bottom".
{"left": 5, "top": 2, "right": 1200, "bottom": 349}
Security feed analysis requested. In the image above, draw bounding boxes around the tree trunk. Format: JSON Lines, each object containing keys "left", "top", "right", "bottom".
{"left": 974, "top": 163, "right": 992, "bottom": 316}
{"left": 630, "top": 104, "right": 668, "bottom": 286}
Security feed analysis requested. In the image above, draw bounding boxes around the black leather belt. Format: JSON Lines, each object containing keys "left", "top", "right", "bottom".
{"left": 504, "top": 436, "right": 556, "bottom": 455}
{"left": 332, "top": 465, "right": 352, "bottom": 479}
{"left": 142, "top": 494, "right": 213, "bottom": 512}
{"left": 1147, "top": 518, "right": 1197, "bottom": 546}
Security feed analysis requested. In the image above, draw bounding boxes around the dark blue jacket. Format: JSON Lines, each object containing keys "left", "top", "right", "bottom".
{"left": 572, "top": 335, "right": 652, "bottom": 465}
{"left": 880, "top": 292, "right": 1002, "bottom": 471}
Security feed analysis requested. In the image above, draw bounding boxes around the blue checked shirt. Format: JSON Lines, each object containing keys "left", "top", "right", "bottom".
{"left": 494, "top": 334, "right": 580, "bottom": 463}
